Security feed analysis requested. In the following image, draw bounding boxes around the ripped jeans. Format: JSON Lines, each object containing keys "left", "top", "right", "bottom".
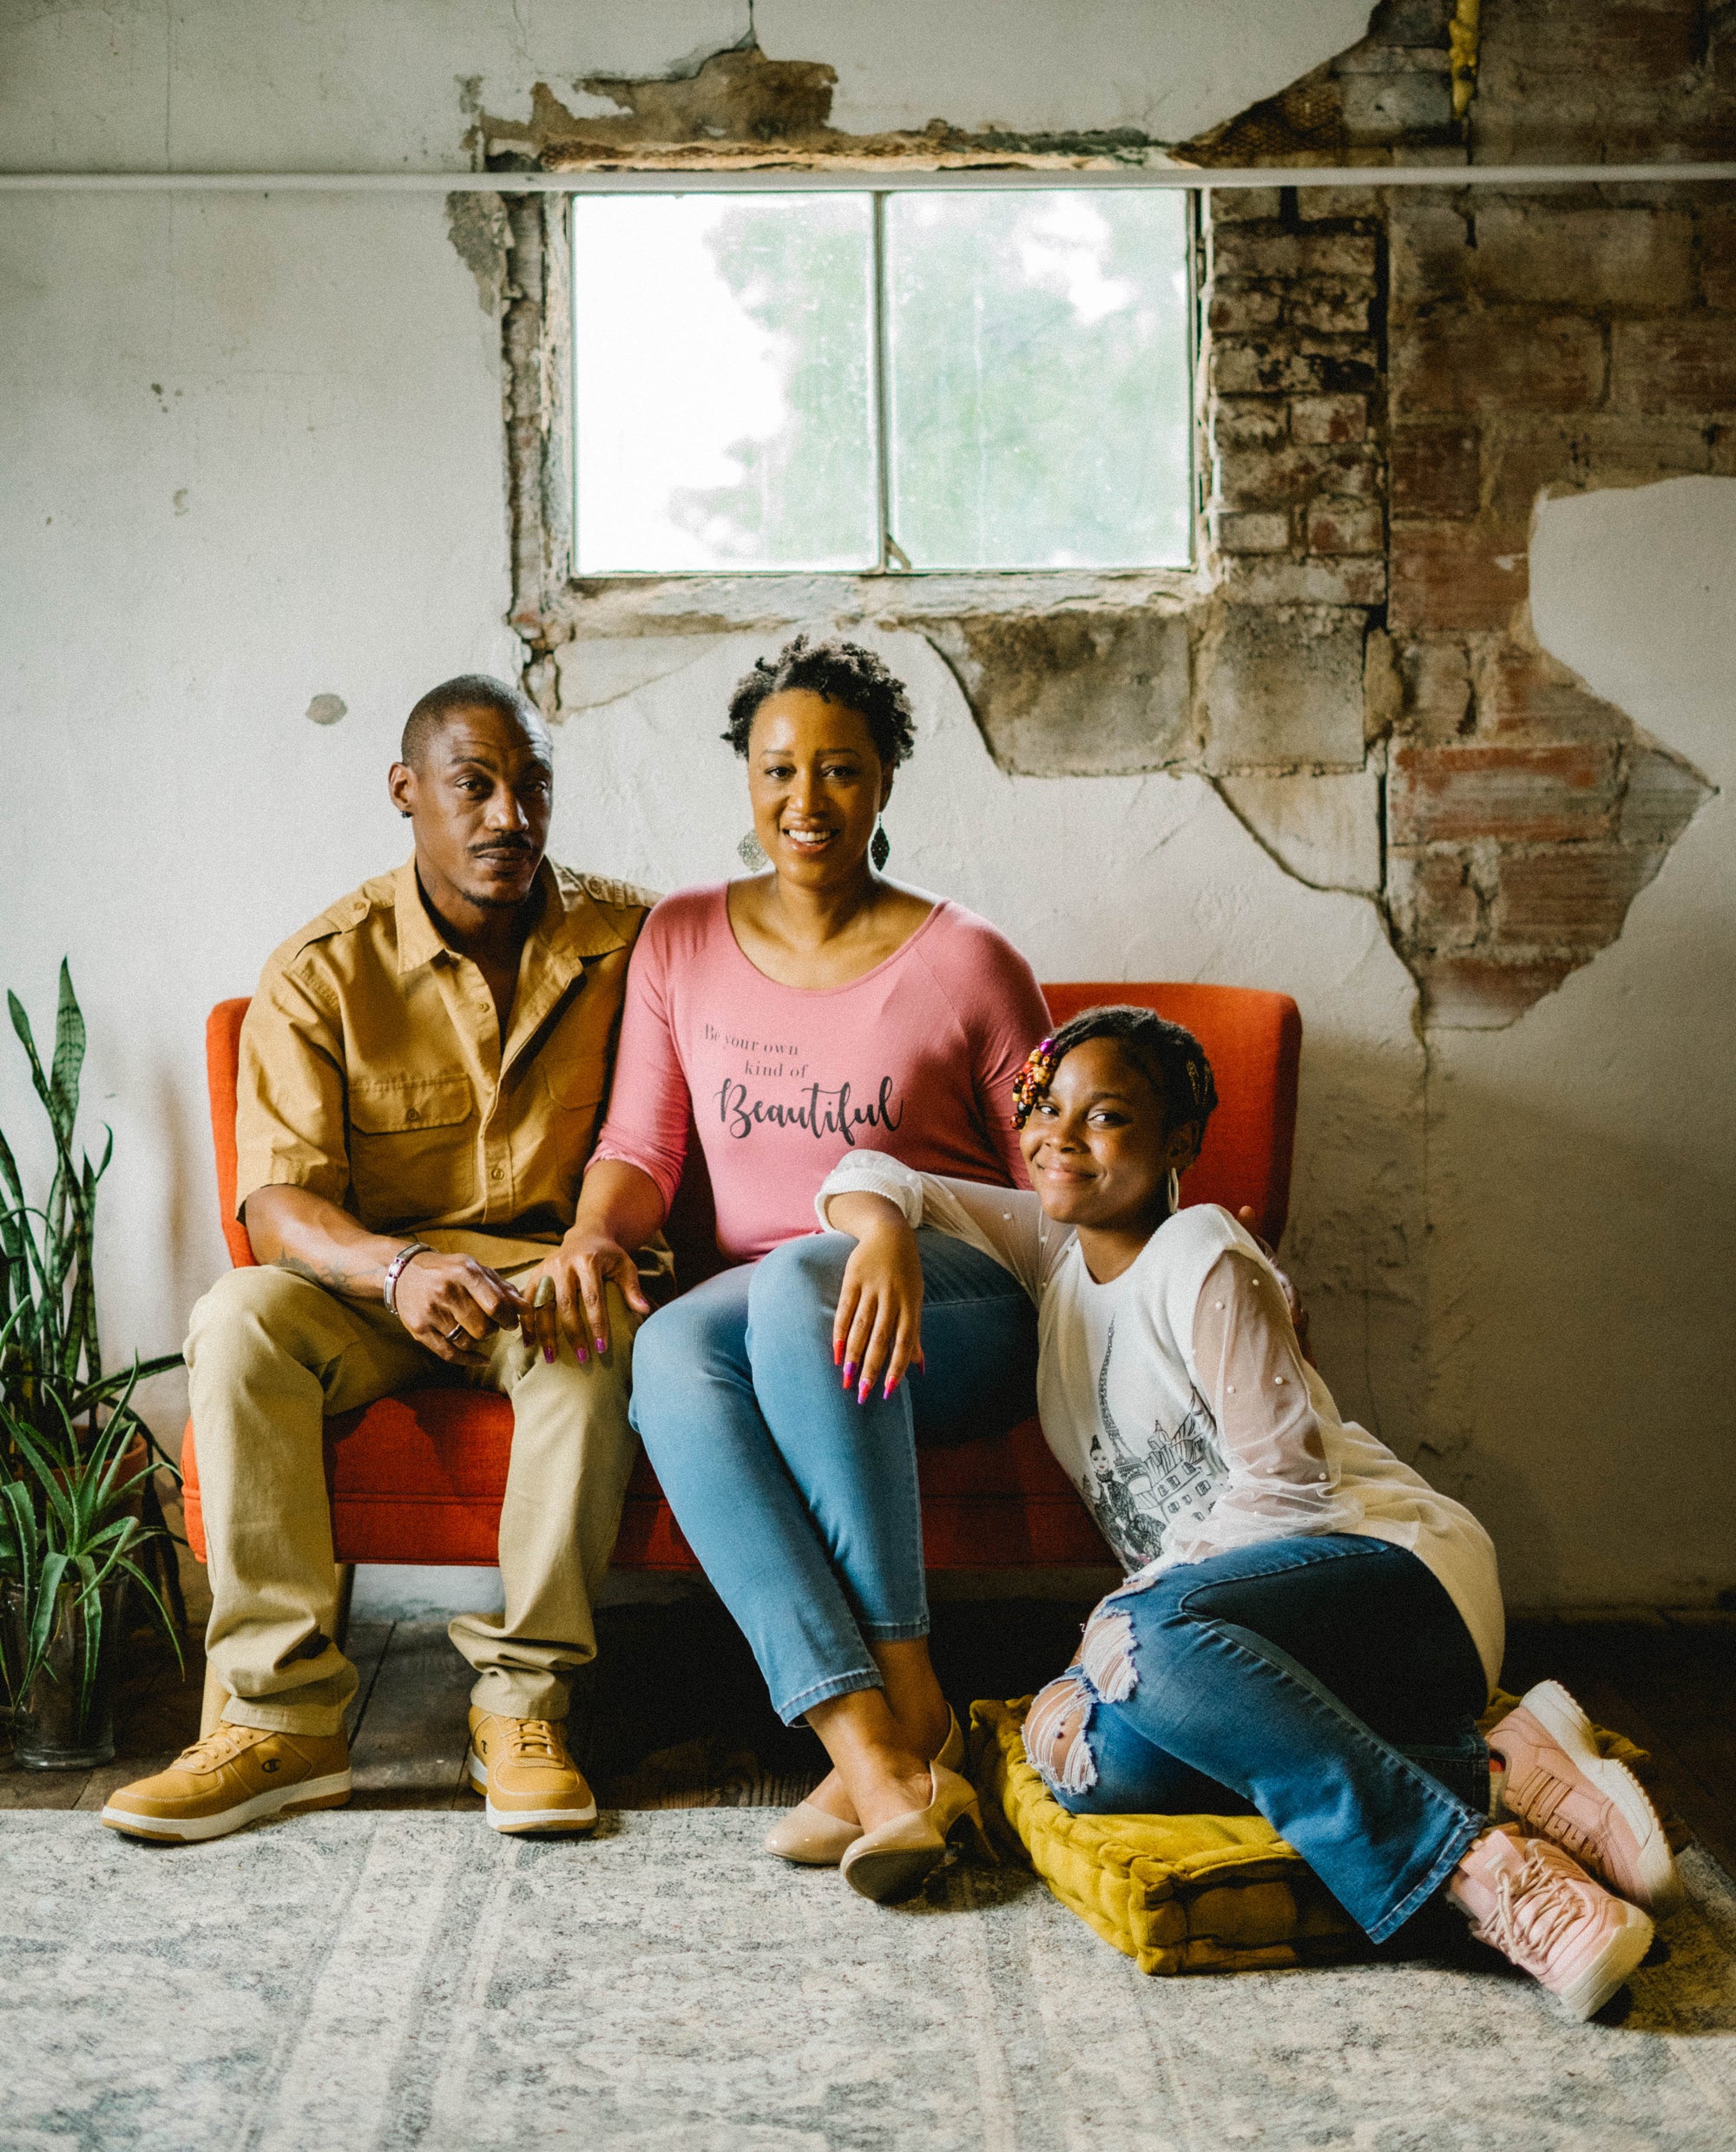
{"left": 1026, "top": 1535, "right": 1491, "bottom": 1944}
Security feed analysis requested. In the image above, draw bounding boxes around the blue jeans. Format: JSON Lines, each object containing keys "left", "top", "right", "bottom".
{"left": 1032, "top": 1536, "right": 1490, "bottom": 1944}
{"left": 630, "top": 1228, "right": 1037, "bottom": 1725}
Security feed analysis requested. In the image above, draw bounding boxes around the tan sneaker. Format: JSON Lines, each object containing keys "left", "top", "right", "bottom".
{"left": 100, "top": 1722, "right": 351, "bottom": 1843}
{"left": 467, "top": 1709, "right": 597, "bottom": 1834}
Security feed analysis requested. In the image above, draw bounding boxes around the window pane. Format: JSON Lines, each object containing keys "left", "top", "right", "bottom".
{"left": 884, "top": 192, "right": 1192, "bottom": 570}
{"left": 573, "top": 195, "right": 878, "bottom": 573}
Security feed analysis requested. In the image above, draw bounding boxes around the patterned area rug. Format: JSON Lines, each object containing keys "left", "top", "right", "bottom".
{"left": 3, "top": 1813, "right": 1733, "bottom": 2150}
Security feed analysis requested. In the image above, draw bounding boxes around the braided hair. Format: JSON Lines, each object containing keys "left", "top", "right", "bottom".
{"left": 722, "top": 635, "right": 917, "bottom": 767}
{"left": 1011, "top": 1005, "right": 1219, "bottom": 1142}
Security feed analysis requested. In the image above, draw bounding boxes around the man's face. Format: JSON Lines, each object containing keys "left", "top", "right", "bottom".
{"left": 389, "top": 703, "right": 554, "bottom": 915}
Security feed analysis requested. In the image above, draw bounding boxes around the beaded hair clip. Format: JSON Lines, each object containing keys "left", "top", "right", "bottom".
{"left": 1011, "top": 1036, "right": 1059, "bottom": 1129}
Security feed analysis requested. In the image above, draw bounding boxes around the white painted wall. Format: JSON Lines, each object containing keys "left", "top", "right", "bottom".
{"left": 3, "top": 3, "right": 1731, "bottom": 1611}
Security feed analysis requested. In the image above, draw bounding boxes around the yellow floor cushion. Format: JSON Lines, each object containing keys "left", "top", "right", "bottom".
{"left": 968, "top": 1691, "right": 1656, "bottom": 1978}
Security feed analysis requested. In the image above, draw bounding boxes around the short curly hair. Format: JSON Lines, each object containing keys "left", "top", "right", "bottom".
{"left": 1013, "top": 1005, "right": 1219, "bottom": 1142}
{"left": 721, "top": 635, "right": 917, "bottom": 767}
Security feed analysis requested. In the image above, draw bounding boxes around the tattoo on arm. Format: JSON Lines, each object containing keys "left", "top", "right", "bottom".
{"left": 271, "top": 1252, "right": 388, "bottom": 1298}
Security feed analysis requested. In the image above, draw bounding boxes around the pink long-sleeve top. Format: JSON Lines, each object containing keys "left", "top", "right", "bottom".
{"left": 591, "top": 884, "right": 1051, "bottom": 1261}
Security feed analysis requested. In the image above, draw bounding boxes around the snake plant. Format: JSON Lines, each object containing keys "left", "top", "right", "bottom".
{"left": 1, "top": 963, "right": 186, "bottom": 1727}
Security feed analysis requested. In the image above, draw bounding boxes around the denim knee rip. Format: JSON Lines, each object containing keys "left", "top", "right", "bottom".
{"left": 1026, "top": 1603, "right": 1140, "bottom": 1800}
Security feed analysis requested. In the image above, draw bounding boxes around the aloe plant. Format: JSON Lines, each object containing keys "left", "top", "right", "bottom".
{"left": 0, "top": 963, "right": 186, "bottom": 1734}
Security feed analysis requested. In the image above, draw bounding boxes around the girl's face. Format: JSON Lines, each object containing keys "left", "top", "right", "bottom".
{"left": 745, "top": 689, "right": 891, "bottom": 890}
{"left": 1018, "top": 1037, "right": 1200, "bottom": 1235}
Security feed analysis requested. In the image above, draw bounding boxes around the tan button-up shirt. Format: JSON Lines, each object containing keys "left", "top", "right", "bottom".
{"left": 235, "top": 858, "right": 657, "bottom": 1245}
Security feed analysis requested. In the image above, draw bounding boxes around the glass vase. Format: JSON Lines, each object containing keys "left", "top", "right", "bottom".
{"left": 3, "top": 1575, "right": 125, "bottom": 1770}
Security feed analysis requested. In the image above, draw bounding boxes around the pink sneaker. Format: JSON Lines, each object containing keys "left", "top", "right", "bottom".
{"left": 1487, "top": 1680, "right": 1682, "bottom": 1918}
{"left": 1450, "top": 1826, "right": 1654, "bottom": 2021}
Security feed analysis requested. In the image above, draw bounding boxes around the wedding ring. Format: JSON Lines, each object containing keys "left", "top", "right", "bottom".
{"left": 446, "top": 1324, "right": 468, "bottom": 1346}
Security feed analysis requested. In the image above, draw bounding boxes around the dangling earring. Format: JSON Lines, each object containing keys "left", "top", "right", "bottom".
{"left": 738, "top": 828, "right": 768, "bottom": 871}
{"left": 1167, "top": 1167, "right": 1180, "bottom": 1214}
{"left": 870, "top": 816, "right": 891, "bottom": 872}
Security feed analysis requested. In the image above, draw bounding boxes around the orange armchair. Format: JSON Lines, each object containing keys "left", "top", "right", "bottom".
{"left": 181, "top": 983, "right": 1299, "bottom": 1574}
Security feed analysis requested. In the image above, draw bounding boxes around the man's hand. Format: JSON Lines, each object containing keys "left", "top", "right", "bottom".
{"left": 1234, "top": 1205, "right": 1312, "bottom": 1363}
{"left": 392, "top": 1251, "right": 529, "bottom": 1365}
{"left": 832, "top": 1212, "right": 925, "bottom": 1406}
{"left": 519, "top": 1234, "right": 652, "bottom": 1365}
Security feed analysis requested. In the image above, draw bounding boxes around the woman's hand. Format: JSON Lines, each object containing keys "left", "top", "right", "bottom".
{"left": 832, "top": 1214, "right": 925, "bottom": 1405}
{"left": 521, "top": 1234, "right": 653, "bottom": 1364}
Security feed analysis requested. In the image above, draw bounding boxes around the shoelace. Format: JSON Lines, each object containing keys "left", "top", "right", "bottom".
{"left": 504, "top": 1720, "right": 564, "bottom": 1764}
{"left": 1486, "top": 1846, "right": 1587, "bottom": 1967}
{"left": 174, "top": 1723, "right": 260, "bottom": 1772}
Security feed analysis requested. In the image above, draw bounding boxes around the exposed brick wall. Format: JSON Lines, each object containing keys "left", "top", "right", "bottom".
{"left": 1192, "top": 0, "right": 1729, "bottom": 1028}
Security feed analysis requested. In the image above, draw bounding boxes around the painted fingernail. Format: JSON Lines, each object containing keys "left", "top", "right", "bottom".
{"left": 576, "top": 1345, "right": 589, "bottom": 1363}
{"left": 595, "top": 1337, "right": 607, "bottom": 1356}
{"left": 857, "top": 1379, "right": 871, "bottom": 1405}
{"left": 543, "top": 1345, "right": 556, "bottom": 1364}
{"left": 842, "top": 1361, "right": 858, "bottom": 1387}
{"left": 883, "top": 1379, "right": 896, "bottom": 1400}
{"left": 833, "top": 1339, "right": 843, "bottom": 1366}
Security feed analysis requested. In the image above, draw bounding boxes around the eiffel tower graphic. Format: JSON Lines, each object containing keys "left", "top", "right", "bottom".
{"left": 1088, "top": 1317, "right": 1225, "bottom": 1564}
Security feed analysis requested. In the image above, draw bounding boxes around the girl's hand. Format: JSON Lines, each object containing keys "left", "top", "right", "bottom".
{"left": 832, "top": 1218, "right": 924, "bottom": 1405}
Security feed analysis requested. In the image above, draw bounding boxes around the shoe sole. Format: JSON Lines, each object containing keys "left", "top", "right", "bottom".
{"left": 1554, "top": 1905, "right": 1655, "bottom": 2022}
{"left": 465, "top": 1751, "right": 597, "bottom": 1834}
{"left": 99, "top": 1772, "right": 352, "bottom": 1844}
{"left": 841, "top": 1839, "right": 947, "bottom": 1904}
{"left": 1514, "top": 1681, "right": 1684, "bottom": 1918}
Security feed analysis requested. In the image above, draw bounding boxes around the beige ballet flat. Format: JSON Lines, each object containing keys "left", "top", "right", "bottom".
{"left": 764, "top": 1710, "right": 965, "bottom": 1867}
{"left": 838, "top": 1760, "right": 993, "bottom": 1905}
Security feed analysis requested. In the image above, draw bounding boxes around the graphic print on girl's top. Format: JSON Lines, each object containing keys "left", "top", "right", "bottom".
{"left": 590, "top": 885, "right": 1052, "bottom": 1262}
{"left": 1087, "top": 1318, "right": 1225, "bottom": 1568}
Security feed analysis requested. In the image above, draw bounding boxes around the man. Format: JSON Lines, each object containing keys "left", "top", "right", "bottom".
{"left": 103, "top": 675, "right": 661, "bottom": 1842}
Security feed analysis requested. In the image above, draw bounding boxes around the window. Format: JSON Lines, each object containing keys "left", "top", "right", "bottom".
{"left": 571, "top": 189, "right": 1193, "bottom": 577}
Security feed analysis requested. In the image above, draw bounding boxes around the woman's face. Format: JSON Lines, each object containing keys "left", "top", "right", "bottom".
{"left": 745, "top": 690, "right": 891, "bottom": 889}
{"left": 1018, "top": 1037, "right": 1199, "bottom": 1235}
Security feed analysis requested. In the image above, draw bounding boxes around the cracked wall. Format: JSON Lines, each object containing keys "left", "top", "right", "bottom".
{"left": 495, "top": 0, "right": 1728, "bottom": 1032}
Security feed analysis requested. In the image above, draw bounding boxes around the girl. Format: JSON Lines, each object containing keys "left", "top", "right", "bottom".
{"left": 817, "top": 1005, "right": 1680, "bottom": 2015}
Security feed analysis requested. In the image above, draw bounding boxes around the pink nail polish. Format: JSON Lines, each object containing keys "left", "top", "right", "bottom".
{"left": 842, "top": 1361, "right": 858, "bottom": 1387}
{"left": 857, "top": 1379, "right": 871, "bottom": 1405}
{"left": 576, "top": 1346, "right": 589, "bottom": 1363}
{"left": 883, "top": 1379, "right": 896, "bottom": 1400}
{"left": 544, "top": 1346, "right": 556, "bottom": 1364}
{"left": 595, "top": 1337, "right": 607, "bottom": 1356}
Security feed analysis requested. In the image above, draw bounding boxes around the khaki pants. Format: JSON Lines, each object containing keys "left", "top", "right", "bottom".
{"left": 184, "top": 1243, "right": 640, "bottom": 1737}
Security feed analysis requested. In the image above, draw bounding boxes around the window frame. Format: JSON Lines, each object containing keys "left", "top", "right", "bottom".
{"left": 563, "top": 182, "right": 1203, "bottom": 584}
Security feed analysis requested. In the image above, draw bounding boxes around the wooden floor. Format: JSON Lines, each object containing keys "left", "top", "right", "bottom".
{"left": 3, "top": 1578, "right": 1733, "bottom": 1884}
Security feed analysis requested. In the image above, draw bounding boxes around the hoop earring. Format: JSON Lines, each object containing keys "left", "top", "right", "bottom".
{"left": 870, "top": 817, "right": 891, "bottom": 872}
{"left": 1167, "top": 1168, "right": 1180, "bottom": 1214}
{"left": 738, "top": 829, "right": 768, "bottom": 871}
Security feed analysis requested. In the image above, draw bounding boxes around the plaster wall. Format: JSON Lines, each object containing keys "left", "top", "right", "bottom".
{"left": 1, "top": 2, "right": 1731, "bottom": 1610}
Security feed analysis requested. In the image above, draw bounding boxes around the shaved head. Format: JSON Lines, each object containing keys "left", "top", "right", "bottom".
{"left": 401, "top": 674, "right": 547, "bottom": 770}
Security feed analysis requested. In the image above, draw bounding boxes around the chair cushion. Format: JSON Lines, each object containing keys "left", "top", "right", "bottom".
{"left": 178, "top": 1396, "right": 1113, "bottom": 1572}
{"left": 969, "top": 1690, "right": 1659, "bottom": 1977}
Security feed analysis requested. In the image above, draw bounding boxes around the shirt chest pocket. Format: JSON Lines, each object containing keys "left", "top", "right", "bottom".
{"left": 347, "top": 1076, "right": 477, "bottom": 1230}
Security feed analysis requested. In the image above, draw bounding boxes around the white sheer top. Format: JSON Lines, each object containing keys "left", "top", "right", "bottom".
{"left": 817, "top": 1154, "right": 1503, "bottom": 1690}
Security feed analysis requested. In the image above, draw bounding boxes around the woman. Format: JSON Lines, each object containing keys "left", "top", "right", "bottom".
{"left": 817, "top": 1006, "right": 1678, "bottom": 2014}
{"left": 567, "top": 635, "right": 1049, "bottom": 1899}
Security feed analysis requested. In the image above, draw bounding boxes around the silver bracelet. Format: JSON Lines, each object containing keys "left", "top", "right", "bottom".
{"left": 381, "top": 1241, "right": 433, "bottom": 1317}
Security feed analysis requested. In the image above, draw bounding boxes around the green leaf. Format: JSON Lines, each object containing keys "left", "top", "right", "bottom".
{"left": 50, "top": 962, "right": 86, "bottom": 1140}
